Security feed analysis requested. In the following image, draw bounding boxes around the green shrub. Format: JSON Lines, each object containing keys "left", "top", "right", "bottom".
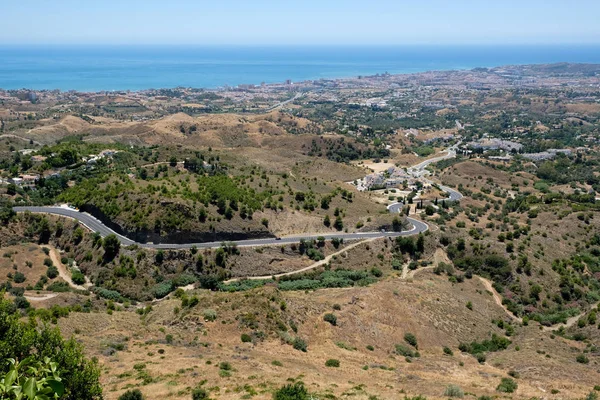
{"left": 13, "top": 271, "right": 26, "bottom": 283}
{"left": 395, "top": 344, "right": 417, "bottom": 358}
{"left": 14, "top": 296, "right": 30, "bottom": 309}
{"left": 325, "top": 359, "right": 340, "bottom": 367}
{"left": 496, "top": 377, "right": 518, "bottom": 393}
{"left": 219, "top": 361, "right": 232, "bottom": 371}
{"left": 191, "top": 387, "right": 210, "bottom": 400}
{"left": 119, "top": 389, "right": 144, "bottom": 400}
{"left": 151, "top": 280, "right": 174, "bottom": 299}
{"left": 458, "top": 334, "right": 511, "bottom": 356}
{"left": 72, "top": 270, "right": 85, "bottom": 285}
{"left": 576, "top": 354, "right": 590, "bottom": 364}
{"left": 273, "top": 382, "right": 309, "bottom": 400}
{"left": 323, "top": 313, "right": 337, "bottom": 326}
{"left": 443, "top": 346, "right": 453, "bottom": 356}
{"left": 404, "top": 332, "right": 418, "bottom": 348}
{"left": 241, "top": 333, "right": 252, "bottom": 343}
{"left": 292, "top": 337, "right": 308, "bottom": 352}
{"left": 444, "top": 384, "right": 464, "bottom": 398}
{"left": 93, "top": 287, "right": 123, "bottom": 301}
{"left": 203, "top": 309, "right": 217, "bottom": 322}
{"left": 46, "top": 265, "right": 59, "bottom": 279}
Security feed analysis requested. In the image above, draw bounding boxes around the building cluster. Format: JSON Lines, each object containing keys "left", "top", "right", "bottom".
{"left": 520, "top": 148, "right": 572, "bottom": 161}
{"left": 83, "top": 149, "right": 119, "bottom": 165}
{"left": 467, "top": 138, "right": 523, "bottom": 152}
{"left": 356, "top": 166, "right": 423, "bottom": 192}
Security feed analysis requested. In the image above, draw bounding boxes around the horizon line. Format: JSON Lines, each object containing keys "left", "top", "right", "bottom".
{"left": 2, "top": 42, "right": 600, "bottom": 47}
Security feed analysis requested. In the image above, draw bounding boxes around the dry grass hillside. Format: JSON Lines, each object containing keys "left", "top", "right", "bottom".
{"left": 45, "top": 269, "right": 599, "bottom": 400}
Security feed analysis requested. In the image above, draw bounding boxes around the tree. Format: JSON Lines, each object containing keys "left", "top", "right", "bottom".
{"left": 416, "top": 234, "right": 425, "bottom": 253}
{"left": 72, "top": 271, "right": 85, "bottom": 285}
{"left": 139, "top": 168, "right": 148, "bottom": 180}
{"left": 333, "top": 216, "right": 343, "bottom": 231}
{"left": 102, "top": 234, "right": 120, "bottom": 261}
{"left": 155, "top": 250, "right": 164, "bottom": 264}
{"left": 38, "top": 218, "right": 52, "bottom": 244}
{"left": 392, "top": 216, "right": 402, "bottom": 232}
{"left": 169, "top": 156, "right": 177, "bottom": 167}
{"left": 323, "top": 215, "right": 331, "bottom": 227}
{"left": 6, "top": 183, "right": 17, "bottom": 196}
{"left": 0, "top": 298, "right": 103, "bottom": 399}
{"left": 13, "top": 272, "right": 26, "bottom": 284}
{"left": 73, "top": 227, "right": 84, "bottom": 244}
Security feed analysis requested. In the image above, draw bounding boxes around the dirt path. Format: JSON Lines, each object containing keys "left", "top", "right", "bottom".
{"left": 541, "top": 301, "right": 600, "bottom": 331}
{"left": 224, "top": 238, "right": 375, "bottom": 284}
{"left": 47, "top": 246, "right": 92, "bottom": 291}
{"left": 478, "top": 276, "right": 523, "bottom": 323}
{"left": 406, "top": 265, "right": 435, "bottom": 279}
{"left": 24, "top": 292, "right": 59, "bottom": 302}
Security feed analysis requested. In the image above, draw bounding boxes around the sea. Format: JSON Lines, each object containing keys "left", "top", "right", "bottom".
{"left": 1, "top": 45, "right": 600, "bottom": 92}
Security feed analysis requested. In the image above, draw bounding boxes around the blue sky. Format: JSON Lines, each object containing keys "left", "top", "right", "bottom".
{"left": 3, "top": 0, "right": 600, "bottom": 45}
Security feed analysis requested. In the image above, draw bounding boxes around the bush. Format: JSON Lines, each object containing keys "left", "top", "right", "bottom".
{"left": 47, "top": 265, "right": 59, "bottom": 279}
{"left": 241, "top": 333, "right": 252, "bottom": 343}
{"left": 13, "top": 271, "right": 26, "bottom": 283}
{"left": 443, "top": 346, "right": 453, "bottom": 356}
{"left": 576, "top": 354, "right": 590, "bottom": 364}
{"left": 102, "top": 234, "right": 121, "bottom": 260}
{"left": 273, "top": 382, "right": 309, "bottom": 400}
{"left": 323, "top": 313, "right": 337, "bottom": 326}
{"left": 191, "top": 387, "right": 210, "bottom": 400}
{"left": 151, "top": 280, "right": 174, "bottom": 299}
{"left": 325, "top": 359, "right": 340, "bottom": 367}
{"left": 292, "top": 337, "right": 308, "bottom": 352}
{"left": 404, "top": 332, "right": 418, "bottom": 348}
{"left": 395, "top": 344, "right": 418, "bottom": 358}
{"left": 72, "top": 270, "right": 85, "bottom": 285}
{"left": 496, "top": 377, "right": 518, "bottom": 393}
{"left": 203, "top": 309, "right": 217, "bottom": 322}
{"left": 119, "top": 389, "right": 144, "bottom": 400}
{"left": 14, "top": 296, "right": 30, "bottom": 309}
{"left": 444, "top": 384, "right": 464, "bottom": 398}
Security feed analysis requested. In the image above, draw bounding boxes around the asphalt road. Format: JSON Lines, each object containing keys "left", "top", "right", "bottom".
{"left": 13, "top": 206, "right": 428, "bottom": 249}
{"left": 387, "top": 183, "right": 463, "bottom": 214}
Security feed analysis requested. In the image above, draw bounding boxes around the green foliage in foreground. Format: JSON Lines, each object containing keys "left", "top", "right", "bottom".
{"left": 0, "top": 357, "right": 65, "bottom": 400}
{"left": 0, "top": 297, "right": 102, "bottom": 399}
{"left": 218, "top": 268, "right": 382, "bottom": 292}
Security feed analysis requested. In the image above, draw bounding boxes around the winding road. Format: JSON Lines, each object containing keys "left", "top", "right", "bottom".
{"left": 13, "top": 206, "right": 428, "bottom": 249}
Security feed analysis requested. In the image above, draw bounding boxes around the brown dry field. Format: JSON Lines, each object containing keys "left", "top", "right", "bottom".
{"left": 44, "top": 267, "right": 599, "bottom": 400}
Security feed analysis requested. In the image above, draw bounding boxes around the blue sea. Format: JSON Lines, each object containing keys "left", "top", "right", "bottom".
{"left": 1, "top": 45, "right": 600, "bottom": 92}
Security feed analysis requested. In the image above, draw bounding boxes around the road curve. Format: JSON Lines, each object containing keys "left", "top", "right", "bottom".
{"left": 13, "top": 206, "right": 428, "bottom": 250}
{"left": 386, "top": 182, "right": 463, "bottom": 215}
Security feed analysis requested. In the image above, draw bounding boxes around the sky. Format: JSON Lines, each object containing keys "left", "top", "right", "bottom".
{"left": 3, "top": 0, "right": 600, "bottom": 45}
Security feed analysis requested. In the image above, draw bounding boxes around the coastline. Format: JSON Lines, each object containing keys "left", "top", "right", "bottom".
{"left": 1, "top": 44, "right": 600, "bottom": 92}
